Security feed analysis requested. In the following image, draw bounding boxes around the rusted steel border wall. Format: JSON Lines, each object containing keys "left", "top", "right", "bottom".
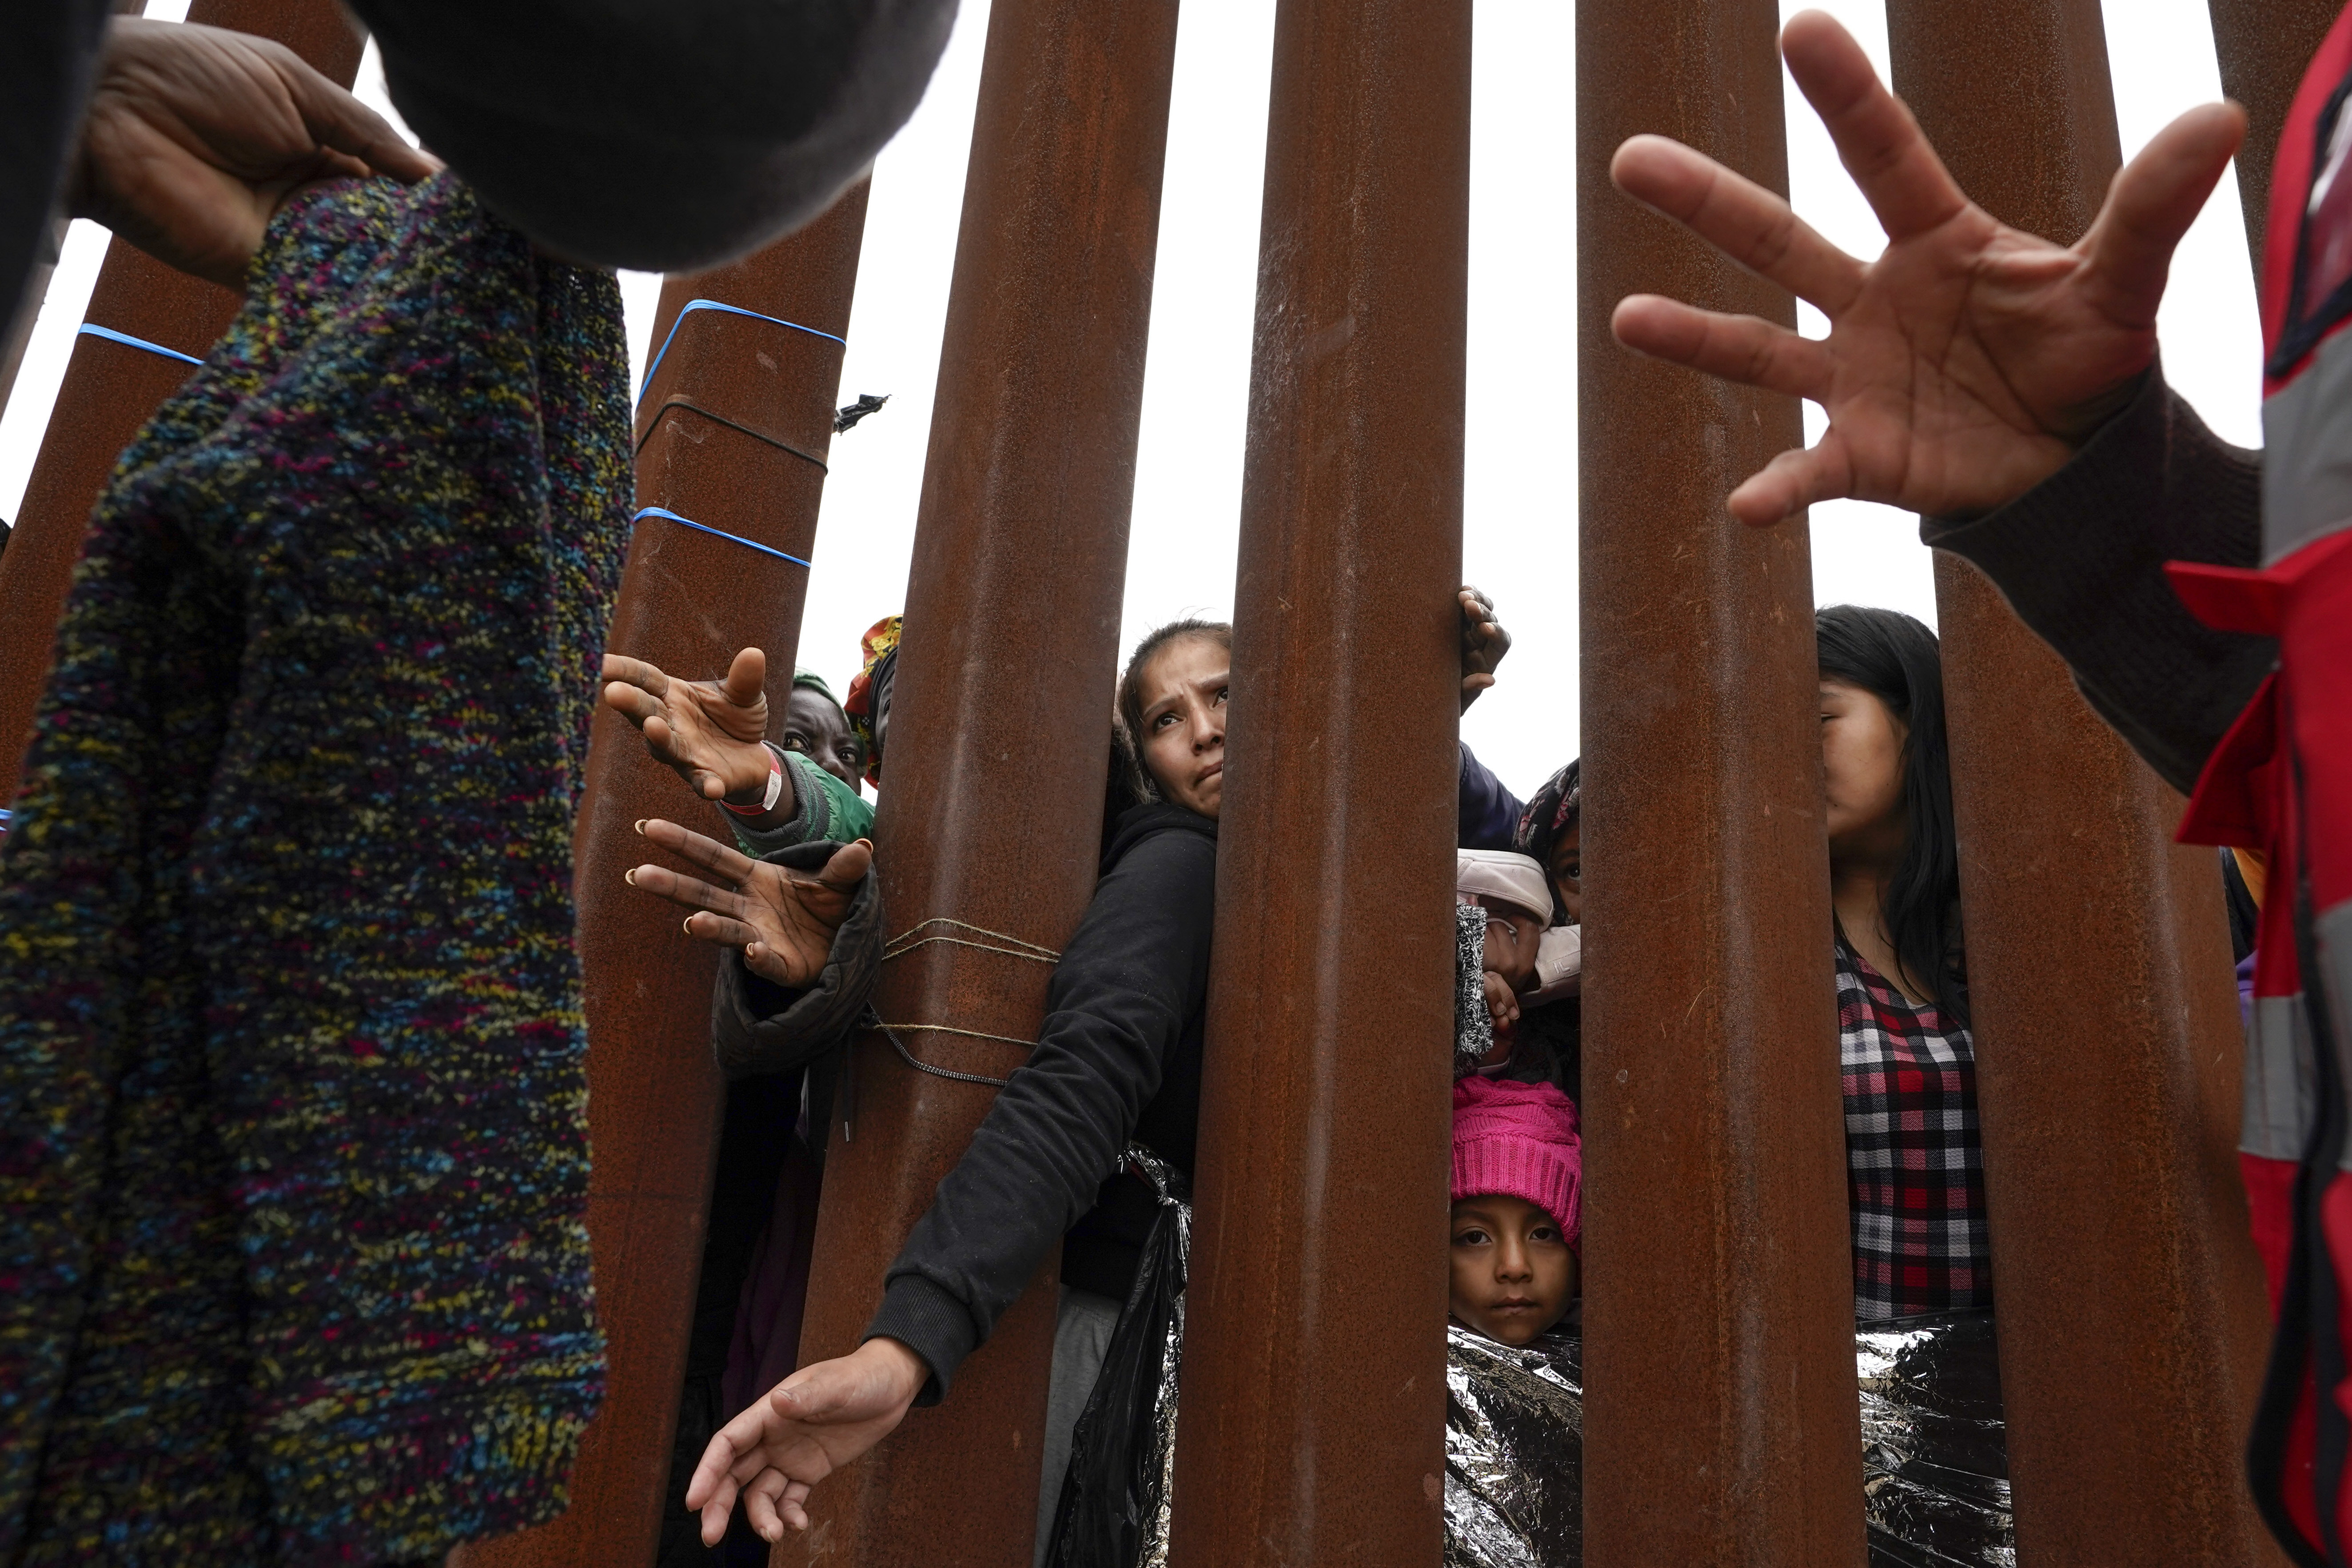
{"left": 1882, "top": 4, "right": 2282, "bottom": 1562}
{"left": 774, "top": 0, "right": 1180, "bottom": 1560}
{"left": 453, "top": 187, "right": 870, "bottom": 1566}
{"left": 0, "top": 0, "right": 365, "bottom": 808}
{"left": 2207, "top": 0, "right": 2342, "bottom": 274}
{"left": 1161, "top": 0, "right": 1468, "bottom": 1557}
{"left": 1575, "top": 3, "right": 1867, "bottom": 1564}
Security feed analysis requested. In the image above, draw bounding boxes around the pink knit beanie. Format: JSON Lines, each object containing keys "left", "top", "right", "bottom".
{"left": 1451, "top": 1076, "right": 1583, "bottom": 1252}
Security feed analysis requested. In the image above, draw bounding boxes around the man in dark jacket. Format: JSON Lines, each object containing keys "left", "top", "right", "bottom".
{"left": 1604, "top": 9, "right": 2348, "bottom": 1558}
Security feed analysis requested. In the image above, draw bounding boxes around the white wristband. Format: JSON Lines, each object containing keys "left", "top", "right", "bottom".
{"left": 722, "top": 746, "right": 786, "bottom": 817}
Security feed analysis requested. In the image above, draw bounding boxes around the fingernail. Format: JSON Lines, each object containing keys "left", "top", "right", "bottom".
{"left": 625, "top": 870, "right": 637, "bottom": 885}
{"left": 634, "top": 820, "right": 646, "bottom": 834}
{"left": 683, "top": 919, "right": 695, "bottom": 935}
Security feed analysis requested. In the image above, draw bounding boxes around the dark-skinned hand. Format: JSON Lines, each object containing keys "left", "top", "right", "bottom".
{"left": 1459, "top": 585, "right": 1511, "bottom": 713}
{"left": 1608, "top": 9, "right": 2243, "bottom": 524}
{"left": 602, "top": 647, "right": 778, "bottom": 807}
{"left": 625, "top": 822, "right": 870, "bottom": 988}
{"left": 68, "top": 18, "right": 441, "bottom": 291}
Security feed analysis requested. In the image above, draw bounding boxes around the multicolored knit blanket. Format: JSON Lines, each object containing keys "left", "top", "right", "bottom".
{"left": 0, "top": 176, "right": 628, "bottom": 1564}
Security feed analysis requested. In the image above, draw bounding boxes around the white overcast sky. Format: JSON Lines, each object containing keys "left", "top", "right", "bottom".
{"left": 0, "top": 0, "right": 2262, "bottom": 800}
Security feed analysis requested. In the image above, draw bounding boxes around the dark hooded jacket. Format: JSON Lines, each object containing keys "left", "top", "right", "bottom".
{"left": 864, "top": 801, "right": 1219, "bottom": 1402}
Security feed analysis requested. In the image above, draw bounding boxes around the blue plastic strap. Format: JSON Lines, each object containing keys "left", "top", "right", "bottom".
{"left": 632, "top": 507, "right": 811, "bottom": 569}
{"left": 637, "top": 298, "right": 845, "bottom": 402}
{"left": 78, "top": 323, "right": 203, "bottom": 367}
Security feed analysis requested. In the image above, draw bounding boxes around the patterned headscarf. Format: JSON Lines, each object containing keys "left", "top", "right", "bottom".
{"left": 1512, "top": 759, "right": 1579, "bottom": 926}
{"left": 841, "top": 614, "right": 902, "bottom": 786}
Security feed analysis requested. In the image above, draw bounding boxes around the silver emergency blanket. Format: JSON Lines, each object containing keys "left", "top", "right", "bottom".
{"left": 1859, "top": 1310, "right": 2013, "bottom": 1568}
{"left": 1444, "top": 1321, "right": 1583, "bottom": 1568}
{"left": 1439, "top": 1310, "right": 2011, "bottom": 1568}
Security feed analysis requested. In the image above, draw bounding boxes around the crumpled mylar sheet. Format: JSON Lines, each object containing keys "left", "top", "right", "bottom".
{"left": 1859, "top": 1310, "right": 2013, "bottom": 1568}
{"left": 1441, "top": 1310, "right": 2011, "bottom": 1568}
{"left": 1445, "top": 1321, "right": 1583, "bottom": 1568}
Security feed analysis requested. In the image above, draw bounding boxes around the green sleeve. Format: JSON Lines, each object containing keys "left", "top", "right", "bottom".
{"left": 727, "top": 744, "right": 875, "bottom": 858}
{"left": 806, "top": 759, "right": 876, "bottom": 841}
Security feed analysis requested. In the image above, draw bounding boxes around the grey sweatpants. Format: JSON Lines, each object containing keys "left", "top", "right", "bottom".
{"left": 1033, "top": 1284, "right": 1123, "bottom": 1567}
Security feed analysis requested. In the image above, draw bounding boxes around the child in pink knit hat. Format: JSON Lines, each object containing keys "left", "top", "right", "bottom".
{"left": 1449, "top": 1074, "right": 1582, "bottom": 1347}
{"left": 1444, "top": 1075, "right": 1585, "bottom": 1564}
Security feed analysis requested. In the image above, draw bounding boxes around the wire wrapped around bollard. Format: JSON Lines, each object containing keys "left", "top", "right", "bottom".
{"left": 1044, "top": 1146, "right": 1191, "bottom": 1568}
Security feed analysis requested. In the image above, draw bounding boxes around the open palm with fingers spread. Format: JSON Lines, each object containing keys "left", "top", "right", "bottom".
{"left": 626, "top": 822, "right": 869, "bottom": 987}
{"left": 1607, "top": 8, "right": 2244, "bottom": 526}
{"left": 602, "top": 647, "right": 775, "bottom": 805}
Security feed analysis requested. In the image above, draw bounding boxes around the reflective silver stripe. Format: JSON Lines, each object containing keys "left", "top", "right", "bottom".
{"left": 2243, "top": 991, "right": 2318, "bottom": 1163}
{"left": 2263, "top": 332, "right": 2352, "bottom": 563}
{"left": 2319, "top": 902, "right": 2352, "bottom": 1175}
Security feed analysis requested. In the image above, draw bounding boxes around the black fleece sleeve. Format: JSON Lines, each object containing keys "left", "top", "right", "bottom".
{"left": 1921, "top": 366, "right": 2275, "bottom": 795}
{"left": 863, "top": 827, "right": 1216, "bottom": 1404}
{"left": 348, "top": 0, "right": 955, "bottom": 272}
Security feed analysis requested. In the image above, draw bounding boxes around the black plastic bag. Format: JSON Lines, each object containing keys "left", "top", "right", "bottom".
{"left": 1045, "top": 1147, "right": 1190, "bottom": 1568}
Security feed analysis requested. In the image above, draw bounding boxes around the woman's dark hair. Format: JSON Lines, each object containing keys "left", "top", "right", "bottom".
{"left": 1112, "top": 618, "right": 1232, "bottom": 805}
{"left": 1816, "top": 605, "right": 1967, "bottom": 1024}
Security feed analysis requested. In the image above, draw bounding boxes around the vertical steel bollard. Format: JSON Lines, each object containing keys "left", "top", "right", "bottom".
{"left": 771, "top": 0, "right": 1179, "bottom": 1561}
{"left": 1160, "top": 0, "right": 1469, "bottom": 1558}
{"left": 0, "top": 0, "right": 364, "bottom": 806}
{"left": 2206, "top": 0, "right": 2343, "bottom": 274}
{"left": 451, "top": 187, "right": 870, "bottom": 1567}
{"left": 1882, "top": 4, "right": 2283, "bottom": 1562}
{"left": 1576, "top": 3, "right": 1867, "bottom": 1564}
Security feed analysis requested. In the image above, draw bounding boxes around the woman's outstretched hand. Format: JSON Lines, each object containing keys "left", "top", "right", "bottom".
{"left": 684, "top": 1337, "right": 929, "bottom": 1544}
{"left": 70, "top": 19, "right": 441, "bottom": 290}
{"left": 1607, "top": 9, "right": 2244, "bottom": 525}
{"left": 602, "top": 647, "right": 778, "bottom": 807}
{"left": 626, "top": 822, "right": 869, "bottom": 987}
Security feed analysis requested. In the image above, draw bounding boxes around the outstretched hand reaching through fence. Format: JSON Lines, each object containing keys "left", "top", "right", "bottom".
{"left": 625, "top": 821, "right": 869, "bottom": 987}
{"left": 1606, "top": 8, "right": 2244, "bottom": 526}
{"left": 684, "top": 1337, "right": 931, "bottom": 1543}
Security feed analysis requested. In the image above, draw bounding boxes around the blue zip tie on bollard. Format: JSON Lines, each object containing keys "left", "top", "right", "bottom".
{"left": 637, "top": 299, "right": 845, "bottom": 403}
{"left": 78, "top": 323, "right": 203, "bottom": 367}
{"left": 632, "top": 507, "right": 812, "bottom": 569}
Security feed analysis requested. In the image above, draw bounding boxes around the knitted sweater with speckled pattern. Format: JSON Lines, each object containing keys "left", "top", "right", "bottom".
{"left": 0, "top": 175, "right": 628, "bottom": 1564}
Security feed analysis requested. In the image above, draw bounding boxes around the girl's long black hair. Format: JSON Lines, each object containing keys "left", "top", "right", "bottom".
{"left": 1816, "top": 605, "right": 1968, "bottom": 1025}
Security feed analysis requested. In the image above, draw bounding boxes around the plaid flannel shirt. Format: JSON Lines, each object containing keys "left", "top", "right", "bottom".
{"left": 1837, "top": 937, "right": 1990, "bottom": 1323}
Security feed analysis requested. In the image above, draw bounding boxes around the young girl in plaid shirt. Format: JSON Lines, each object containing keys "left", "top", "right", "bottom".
{"left": 1816, "top": 606, "right": 1987, "bottom": 1324}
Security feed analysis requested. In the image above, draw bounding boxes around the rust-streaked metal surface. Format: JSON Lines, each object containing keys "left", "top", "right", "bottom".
{"left": 1884, "top": 5, "right": 2284, "bottom": 1563}
{"left": 770, "top": 0, "right": 1178, "bottom": 1562}
{"left": 2207, "top": 0, "right": 2342, "bottom": 275}
{"left": 449, "top": 187, "right": 870, "bottom": 1568}
{"left": 1157, "top": 0, "right": 1466, "bottom": 1560}
{"left": 0, "top": 0, "right": 364, "bottom": 809}
{"left": 1574, "top": 4, "right": 1867, "bottom": 1565}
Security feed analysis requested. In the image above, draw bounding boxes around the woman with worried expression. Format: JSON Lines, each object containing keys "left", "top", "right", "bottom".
{"left": 684, "top": 620, "right": 1232, "bottom": 1553}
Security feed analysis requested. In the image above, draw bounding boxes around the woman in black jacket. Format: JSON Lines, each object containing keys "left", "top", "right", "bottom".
{"left": 681, "top": 618, "right": 1232, "bottom": 1548}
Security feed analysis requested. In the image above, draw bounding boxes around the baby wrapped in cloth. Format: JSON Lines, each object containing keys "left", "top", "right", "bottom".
{"left": 0, "top": 175, "right": 629, "bottom": 1564}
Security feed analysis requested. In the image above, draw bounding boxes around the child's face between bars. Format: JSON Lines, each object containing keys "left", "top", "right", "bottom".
{"left": 1448, "top": 1193, "right": 1577, "bottom": 1347}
